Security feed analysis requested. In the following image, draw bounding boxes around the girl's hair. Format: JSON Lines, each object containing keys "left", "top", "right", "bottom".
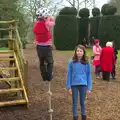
{"left": 72, "top": 45, "right": 88, "bottom": 64}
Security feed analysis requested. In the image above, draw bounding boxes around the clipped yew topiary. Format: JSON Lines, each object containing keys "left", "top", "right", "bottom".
{"left": 54, "top": 7, "right": 78, "bottom": 50}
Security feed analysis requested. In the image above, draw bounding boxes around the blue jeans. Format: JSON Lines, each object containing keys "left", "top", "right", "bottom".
{"left": 71, "top": 85, "right": 87, "bottom": 116}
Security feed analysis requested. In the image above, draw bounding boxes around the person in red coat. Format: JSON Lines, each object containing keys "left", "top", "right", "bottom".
{"left": 100, "top": 42, "right": 115, "bottom": 81}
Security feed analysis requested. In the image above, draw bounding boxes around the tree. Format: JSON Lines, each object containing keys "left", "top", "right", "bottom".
{"left": 0, "top": 0, "right": 30, "bottom": 48}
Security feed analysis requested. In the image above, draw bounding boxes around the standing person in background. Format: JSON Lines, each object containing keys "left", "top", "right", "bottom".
{"left": 100, "top": 42, "right": 115, "bottom": 81}
{"left": 93, "top": 39, "right": 102, "bottom": 79}
{"left": 33, "top": 7, "right": 55, "bottom": 82}
{"left": 66, "top": 45, "right": 92, "bottom": 120}
{"left": 111, "top": 41, "right": 118, "bottom": 79}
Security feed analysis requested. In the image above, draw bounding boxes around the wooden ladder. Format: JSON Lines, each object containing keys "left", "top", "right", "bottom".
{"left": 0, "top": 50, "right": 28, "bottom": 107}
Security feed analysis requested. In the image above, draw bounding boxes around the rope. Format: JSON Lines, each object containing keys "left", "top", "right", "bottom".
{"left": 47, "top": 82, "right": 53, "bottom": 120}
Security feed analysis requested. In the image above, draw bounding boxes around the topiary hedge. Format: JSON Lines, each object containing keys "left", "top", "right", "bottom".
{"left": 78, "top": 8, "right": 89, "bottom": 44}
{"left": 89, "top": 8, "right": 101, "bottom": 40}
{"left": 98, "top": 15, "right": 120, "bottom": 49}
{"left": 54, "top": 7, "right": 78, "bottom": 50}
{"left": 101, "top": 4, "right": 117, "bottom": 15}
{"left": 59, "top": 7, "right": 77, "bottom": 16}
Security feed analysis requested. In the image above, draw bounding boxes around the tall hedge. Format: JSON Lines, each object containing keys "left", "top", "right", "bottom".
{"left": 98, "top": 15, "right": 120, "bottom": 49}
{"left": 78, "top": 8, "right": 89, "bottom": 44}
{"left": 89, "top": 8, "right": 101, "bottom": 39}
{"left": 98, "top": 4, "right": 120, "bottom": 49}
{"left": 54, "top": 7, "right": 78, "bottom": 50}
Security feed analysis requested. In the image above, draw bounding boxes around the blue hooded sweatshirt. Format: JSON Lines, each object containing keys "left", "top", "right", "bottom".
{"left": 66, "top": 60, "right": 92, "bottom": 90}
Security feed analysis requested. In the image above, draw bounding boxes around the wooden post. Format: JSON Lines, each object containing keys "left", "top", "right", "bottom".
{"left": 24, "top": 61, "right": 28, "bottom": 95}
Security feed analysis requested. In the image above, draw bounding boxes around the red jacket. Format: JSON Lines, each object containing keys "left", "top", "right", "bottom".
{"left": 33, "top": 20, "right": 51, "bottom": 43}
{"left": 100, "top": 46, "right": 115, "bottom": 72}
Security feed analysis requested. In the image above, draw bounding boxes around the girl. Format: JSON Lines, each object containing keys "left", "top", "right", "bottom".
{"left": 33, "top": 7, "right": 55, "bottom": 81}
{"left": 66, "top": 45, "right": 92, "bottom": 120}
{"left": 93, "top": 39, "right": 102, "bottom": 79}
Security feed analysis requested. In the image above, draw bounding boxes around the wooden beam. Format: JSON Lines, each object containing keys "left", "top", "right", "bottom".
{"left": 0, "top": 88, "right": 23, "bottom": 94}
{"left": 0, "top": 77, "right": 20, "bottom": 82}
{"left": 0, "top": 58, "right": 15, "bottom": 61}
{"left": 0, "top": 28, "right": 14, "bottom": 31}
{"left": 0, "top": 38, "right": 14, "bottom": 41}
{"left": 0, "top": 67, "right": 17, "bottom": 70}
{"left": 0, "top": 99, "right": 26, "bottom": 107}
{"left": 0, "top": 20, "right": 17, "bottom": 24}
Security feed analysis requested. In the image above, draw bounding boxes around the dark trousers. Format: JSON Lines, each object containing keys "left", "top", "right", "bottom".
{"left": 111, "top": 64, "right": 116, "bottom": 79}
{"left": 36, "top": 45, "right": 54, "bottom": 81}
{"left": 102, "top": 71, "right": 110, "bottom": 81}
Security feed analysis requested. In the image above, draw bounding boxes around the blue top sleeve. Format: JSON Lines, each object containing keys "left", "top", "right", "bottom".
{"left": 66, "top": 60, "right": 72, "bottom": 89}
{"left": 86, "top": 63, "right": 92, "bottom": 90}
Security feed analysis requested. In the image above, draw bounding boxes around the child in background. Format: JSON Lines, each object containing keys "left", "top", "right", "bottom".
{"left": 66, "top": 45, "right": 92, "bottom": 120}
{"left": 93, "top": 39, "right": 102, "bottom": 79}
{"left": 33, "top": 7, "right": 55, "bottom": 82}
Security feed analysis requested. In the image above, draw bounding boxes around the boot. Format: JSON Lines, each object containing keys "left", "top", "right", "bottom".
{"left": 81, "top": 114, "right": 86, "bottom": 120}
{"left": 73, "top": 116, "right": 78, "bottom": 120}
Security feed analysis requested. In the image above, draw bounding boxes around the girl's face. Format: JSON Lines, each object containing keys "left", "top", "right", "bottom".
{"left": 76, "top": 48, "right": 84, "bottom": 58}
{"left": 96, "top": 42, "right": 99, "bottom": 46}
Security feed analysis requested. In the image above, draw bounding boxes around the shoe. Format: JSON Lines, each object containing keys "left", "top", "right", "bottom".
{"left": 73, "top": 116, "right": 78, "bottom": 120}
{"left": 81, "top": 114, "right": 86, "bottom": 120}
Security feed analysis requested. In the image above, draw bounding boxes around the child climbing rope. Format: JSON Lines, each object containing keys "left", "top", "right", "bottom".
{"left": 66, "top": 45, "right": 92, "bottom": 120}
{"left": 33, "top": 7, "right": 55, "bottom": 82}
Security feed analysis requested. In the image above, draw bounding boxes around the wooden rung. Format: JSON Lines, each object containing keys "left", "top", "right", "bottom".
{"left": 0, "top": 88, "right": 23, "bottom": 94}
{"left": 0, "top": 28, "right": 14, "bottom": 31}
{"left": 0, "top": 50, "right": 14, "bottom": 53}
{"left": 0, "top": 99, "right": 26, "bottom": 107}
{"left": 0, "top": 77, "right": 20, "bottom": 81}
{"left": 0, "top": 38, "right": 14, "bottom": 41}
{"left": 0, "top": 67, "right": 17, "bottom": 70}
{"left": 0, "top": 58, "right": 15, "bottom": 61}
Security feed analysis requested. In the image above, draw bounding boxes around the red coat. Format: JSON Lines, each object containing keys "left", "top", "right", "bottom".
{"left": 100, "top": 46, "right": 115, "bottom": 72}
{"left": 33, "top": 20, "right": 51, "bottom": 43}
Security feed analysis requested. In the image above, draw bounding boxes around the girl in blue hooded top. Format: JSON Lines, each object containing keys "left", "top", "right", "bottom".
{"left": 66, "top": 45, "right": 92, "bottom": 120}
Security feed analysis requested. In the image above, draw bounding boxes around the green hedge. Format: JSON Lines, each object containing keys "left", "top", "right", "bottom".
{"left": 89, "top": 16, "right": 101, "bottom": 39}
{"left": 101, "top": 4, "right": 117, "bottom": 15}
{"left": 54, "top": 15, "right": 78, "bottom": 50}
{"left": 78, "top": 18, "right": 89, "bottom": 44}
{"left": 78, "top": 8, "right": 89, "bottom": 44}
{"left": 79, "top": 8, "right": 89, "bottom": 18}
{"left": 59, "top": 7, "right": 77, "bottom": 16}
{"left": 98, "top": 15, "right": 120, "bottom": 49}
{"left": 92, "top": 7, "right": 100, "bottom": 17}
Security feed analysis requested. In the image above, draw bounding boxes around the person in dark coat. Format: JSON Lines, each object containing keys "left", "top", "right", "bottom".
{"left": 111, "top": 41, "right": 118, "bottom": 79}
{"left": 100, "top": 42, "right": 115, "bottom": 81}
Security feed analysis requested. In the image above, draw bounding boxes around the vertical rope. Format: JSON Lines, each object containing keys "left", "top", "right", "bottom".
{"left": 47, "top": 82, "right": 53, "bottom": 120}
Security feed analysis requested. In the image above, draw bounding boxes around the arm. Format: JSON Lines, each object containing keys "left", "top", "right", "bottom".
{"left": 93, "top": 46, "right": 101, "bottom": 55}
{"left": 66, "top": 60, "right": 72, "bottom": 89}
{"left": 46, "top": 16, "right": 55, "bottom": 27}
{"left": 87, "top": 64, "right": 92, "bottom": 91}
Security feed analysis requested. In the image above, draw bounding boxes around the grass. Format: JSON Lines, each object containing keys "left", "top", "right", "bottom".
{"left": 58, "top": 48, "right": 120, "bottom": 60}
{"left": 0, "top": 47, "right": 8, "bottom": 50}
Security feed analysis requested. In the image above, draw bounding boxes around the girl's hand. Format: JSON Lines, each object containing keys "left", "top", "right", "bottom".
{"left": 68, "top": 89, "right": 72, "bottom": 95}
{"left": 87, "top": 90, "right": 92, "bottom": 95}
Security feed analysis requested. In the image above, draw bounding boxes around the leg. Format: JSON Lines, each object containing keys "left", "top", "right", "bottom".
{"left": 36, "top": 45, "right": 47, "bottom": 81}
{"left": 79, "top": 86, "right": 87, "bottom": 117}
{"left": 71, "top": 86, "right": 79, "bottom": 119}
{"left": 45, "top": 46, "right": 54, "bottom": 81}
{"left": 106, "top": 72, "right": 110, "bottom": 81}
{"left": 102, "top": 71, "right": 106, "bottom": 80}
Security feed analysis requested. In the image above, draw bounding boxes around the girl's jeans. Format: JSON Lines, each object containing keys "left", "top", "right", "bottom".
{"left": 71, "top": 85, "right": 87, "bottom": 116}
